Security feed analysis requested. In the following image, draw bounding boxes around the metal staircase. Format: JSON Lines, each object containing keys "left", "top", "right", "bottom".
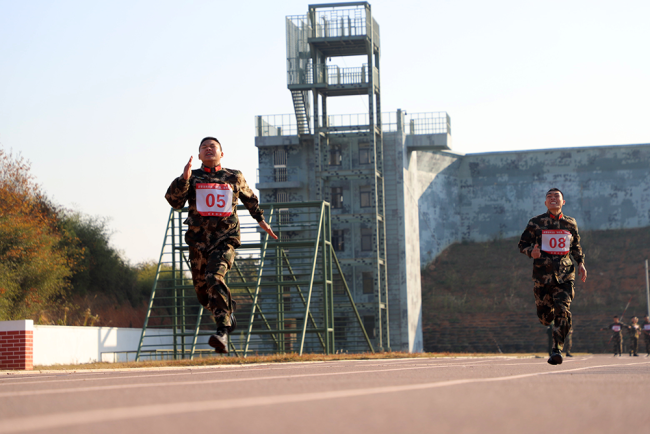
{"left": 291, "top": 90, "right": 311, "bottom": 136}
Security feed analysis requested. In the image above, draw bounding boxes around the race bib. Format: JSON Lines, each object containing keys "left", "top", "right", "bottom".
{"left": 644, "top": 324, "right": 650, "bottom": 331}
{"left": 196, "top": 183, "right": 233, "bottom": 217}
{"left": 612, "top": 325, "right": 621, "bottom": 332}
{"left": 541, "top": 229, "right": 571, "bottom": 255}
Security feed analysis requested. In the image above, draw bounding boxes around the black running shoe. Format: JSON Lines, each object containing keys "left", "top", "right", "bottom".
{"left": 208, "top": 328, "right": 228, "bottom": 354}
{"left": 566, "top": 353, "right": 573, "bottom": 357}
{"left": 548, "top": 349, "right": 563, "bottom": 365}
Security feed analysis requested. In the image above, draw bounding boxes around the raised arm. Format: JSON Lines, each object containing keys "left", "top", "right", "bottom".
{"left": 165, "top": 156, "right": 193, "bottom": 209}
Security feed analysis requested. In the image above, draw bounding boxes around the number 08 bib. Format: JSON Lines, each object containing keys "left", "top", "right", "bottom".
{"left": 196, "top": 183, "right": 233, "bottom": 217}
{"left": 541, "top": 229, "right": 572, "bottom": 255}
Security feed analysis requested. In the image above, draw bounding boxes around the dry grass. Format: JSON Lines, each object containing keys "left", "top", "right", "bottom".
{"left": 31, "top": 351, "right": 542, "bottom": 372}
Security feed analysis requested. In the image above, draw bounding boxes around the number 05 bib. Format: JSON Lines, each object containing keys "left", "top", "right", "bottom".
{"left": 196, "top": 183, "right": 233, "bottom": 217}
{"left": 541, "top": 229, "right": 572, "bottom": 255}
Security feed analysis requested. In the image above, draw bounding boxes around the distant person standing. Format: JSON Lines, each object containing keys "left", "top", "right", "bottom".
{"left": 641, "top": 315, "right": 650, "bottom": 356}
{"left": 518, "top": 188, "right": 587, "bottom": 365}
{"left": 627, "top": 316, "right": 641, "bottom": 357}
{"left": 603, "top": 316, "right": 625, "bottom": 356}
{"left": 642, "top": 315, "right": 650, "bottom": 356}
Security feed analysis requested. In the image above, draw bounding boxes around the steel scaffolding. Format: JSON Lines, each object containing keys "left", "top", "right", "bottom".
{"left": 136, "top": 201, "right": 373, "bottom": 360}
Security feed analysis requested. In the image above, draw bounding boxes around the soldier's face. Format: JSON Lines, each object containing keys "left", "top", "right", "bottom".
{"left": 199, "top": 140, "right": 223, "bottom": 167}
{"left": 544, "top": 191, "right": 565, "bottom": 212}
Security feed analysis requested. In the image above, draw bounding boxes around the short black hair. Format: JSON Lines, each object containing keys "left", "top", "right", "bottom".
{"left": 614, "top": 315, "right": 619, "bottom": 318}
{"left": 199, "top": 137, "right": 221, "bottom": 151}
{"left": 546, "top": 188, "right": 564, "bottom": 199}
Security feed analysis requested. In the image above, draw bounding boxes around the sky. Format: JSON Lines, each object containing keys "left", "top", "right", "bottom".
{"left": 1, "top": 0, "right": 649, "bottom": 264}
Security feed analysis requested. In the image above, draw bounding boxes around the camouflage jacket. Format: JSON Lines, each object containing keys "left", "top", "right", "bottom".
{"left": 642, "top": 321, "right": 650, "bottom": 337}
{"left": 518, "top": 211, "right": 585, "bottom": 284}
{"left": 627, "top": 324, "right": 641, "bottom": 339}
{"left": 609, "top": 322, "right": 626, "bottom": 336}
{"left": 165, "top": 164, "right": 264, "bottom": 250}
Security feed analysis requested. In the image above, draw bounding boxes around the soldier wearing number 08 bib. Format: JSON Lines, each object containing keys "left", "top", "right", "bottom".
{"left": 518, "top": 188, "right": 587, "bottom": 365}
{"left": 165, "top": 137, "right": 278, "bottom": 354}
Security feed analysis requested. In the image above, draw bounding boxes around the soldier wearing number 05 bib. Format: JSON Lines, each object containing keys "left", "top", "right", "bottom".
{"left": 165, "top": 137, "right": 278, "bottom": 354}
{"left": 518, "top": 188, "right": 587, "bottom": 365}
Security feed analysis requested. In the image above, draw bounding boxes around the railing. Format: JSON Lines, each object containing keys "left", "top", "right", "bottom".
{"left": 407, "top": 112, "right": 452, "bottom": 136}
{"left": 255, "top": 114, "right": 297, "bottom": 137}
{"left": 312, "top": 5, "right": 371, "bottom": 39}
{"left": 288, "top": 63, "right": 371, "bottom": 86}
{"left": 256, "top": 112, "right": 451, "bottom": 137}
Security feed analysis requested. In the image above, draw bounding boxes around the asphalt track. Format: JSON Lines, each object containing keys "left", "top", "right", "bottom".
{"left": 1, "top": 354, "right": 649, "bottom": 434}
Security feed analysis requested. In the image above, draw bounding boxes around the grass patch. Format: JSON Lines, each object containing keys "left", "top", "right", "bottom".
{"left": 30, "top": 352, "right": 541, "bottom": 372}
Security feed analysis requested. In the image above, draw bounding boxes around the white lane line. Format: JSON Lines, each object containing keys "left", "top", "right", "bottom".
{"left": 0, "top": 357, "right": 489, "bottom": 385}
{"left": 0, "top": 369, "right": 259, "bottom": 387}
{"left": 0, "top": 359, "right": 537, "bottom": 398}
{"left": 0, "top": 361, "right": 440, "bottom": 387}
{"left": 0, "top": 355, "right": 523, "bottom": 384}
{"left": 1, "top": 360, "right": 648, "bottom": 434}
{"left": 0, "top": 357, "right": 519, "bottom": 389}
{"left": 0, "top": 356, "right": 574, "bottom": 389}
{"left": 0, "top": 365, "right": 474, "bottom": 398}
{"left": 0, "top": 357, "right": 599, "bottom": 399}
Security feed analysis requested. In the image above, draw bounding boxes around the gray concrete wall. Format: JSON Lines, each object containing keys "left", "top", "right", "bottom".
{"left": 401, "top": 139, "right": 424, "bottom": 352}
{"left": 415, "top": 150, "right": 463, "bottom": 266}
{"left": 384, "top": 130, "right": 424, "bottom": 352}
{"left": 416, "top": 143, "right": 650, "bottom": 266}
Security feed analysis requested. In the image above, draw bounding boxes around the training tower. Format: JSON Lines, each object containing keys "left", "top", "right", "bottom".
{"left": 291, "top": 2, "right": 388, "bottom": 350}
{"left": 258, "top": 2, "right": 391, "bottom": 351}
{"left": 256, "top": 2, "right": 453, "bottom": 353}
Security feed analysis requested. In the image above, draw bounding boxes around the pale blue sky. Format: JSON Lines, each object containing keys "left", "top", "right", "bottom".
{"left": 1, "top": 0, "right": 648, "bottom": 263}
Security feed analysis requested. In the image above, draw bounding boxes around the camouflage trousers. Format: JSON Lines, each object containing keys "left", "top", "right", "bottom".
{"left": 564, "top": 332, "right": 573, "bottom": 354}
{"left": 189, "top": 244, "right": 236, "bottom": 329}
{"left": 533, "top": 279, "right": 574, "bottom": 352}
{"left": 612, "top": 334, "right": 623, "bottom": 355}
{"left": 629, "top": 336, "right": 638, "bottom": 355}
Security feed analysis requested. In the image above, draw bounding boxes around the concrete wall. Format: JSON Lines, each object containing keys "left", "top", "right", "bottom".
{"left": 415, "top": 150, "right": 463, "bottom": 266}
{"left": 384, "top": 129, "right": 423, "bottom": 352}
{"left": 31, "top": 325, "right": 211, "bottom": 366}
{"left": 417, "top": 143, "right": 650, "bottom": 266}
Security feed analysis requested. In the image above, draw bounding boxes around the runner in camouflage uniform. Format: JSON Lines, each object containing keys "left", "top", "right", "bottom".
{"left": 518, "top": 188, "right": 587, "bottom": 365}
{"left": 642, "top": 315, "right": 650, "bottom": 356}
{"left": 165, "top": 137, "right": 277, "bottom": 353}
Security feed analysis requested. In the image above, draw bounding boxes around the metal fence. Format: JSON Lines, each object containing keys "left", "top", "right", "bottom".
{"left": 255, "top": 112, "right": 451, "bottom": 137}
{"left": 136, "top": 201, "right": 373, "bottom": 360}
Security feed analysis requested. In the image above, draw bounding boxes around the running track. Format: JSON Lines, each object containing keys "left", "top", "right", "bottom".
{"left": 1, "top": 354, "right": 649, "bottom": 433}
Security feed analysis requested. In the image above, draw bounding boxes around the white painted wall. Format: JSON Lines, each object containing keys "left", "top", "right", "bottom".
{"left": 32, "top": 325, "right": 211, "bottom": 366}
